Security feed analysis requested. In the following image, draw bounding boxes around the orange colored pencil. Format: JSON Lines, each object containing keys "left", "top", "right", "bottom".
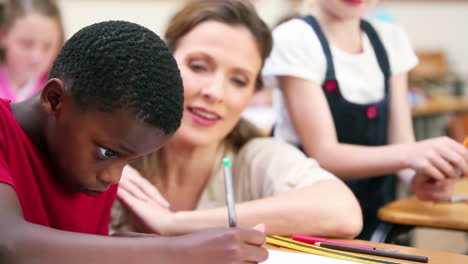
{"left": 464, "top": 136, "right": 468, "bottom": 147}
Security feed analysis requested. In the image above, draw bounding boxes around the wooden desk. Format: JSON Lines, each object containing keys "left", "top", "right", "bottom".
{"left": 266, "top": 239, "right": 468, "bottom": 264}
{"left": 372, "top": 179, "right": 468, "bottom": 243}
{"left": 412, "top": 97, "right": 468, "bottom": 117}
{"left": 379, "top": 179, "right": 468, "bottom": 230}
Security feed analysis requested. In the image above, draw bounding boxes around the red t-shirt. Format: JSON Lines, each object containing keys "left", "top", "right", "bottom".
{"left": 0, "top": 99, "right": 117, "bottom": 235}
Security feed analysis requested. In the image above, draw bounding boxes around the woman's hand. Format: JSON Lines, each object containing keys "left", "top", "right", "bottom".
{"left": 118, "top": 165, "right": 174, "bottom": 235}
{"left": 117, "top": 183, "right": 175, "bottom": 235}
{"left": 119, "top": 165, "right": 169, "bottom": 207}
{"left": 404, "top": 137, "right": 468, "bottom": 181}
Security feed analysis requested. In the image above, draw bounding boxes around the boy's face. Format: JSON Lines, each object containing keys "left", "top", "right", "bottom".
{"left": 41, "top": 79, "right": 172, "bottom": 195}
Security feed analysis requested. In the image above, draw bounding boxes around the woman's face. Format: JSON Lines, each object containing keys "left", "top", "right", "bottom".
{"left": 318, "top": 0, "right": 378, "bottom": 20}
{"left": 172, "top": 20, "right": 262, "bottom": 147}
{"left": 2, "top": 13, "right": 61, "bottom": 85}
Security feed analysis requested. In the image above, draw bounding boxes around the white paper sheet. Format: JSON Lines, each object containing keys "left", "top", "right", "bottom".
{"left": 262, "top": 249, "right": 361, "bottom": 264}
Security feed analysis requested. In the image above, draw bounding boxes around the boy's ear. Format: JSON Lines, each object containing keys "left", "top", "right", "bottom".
{"left": 40, "top": 78, "right": 67, "bottom": 115}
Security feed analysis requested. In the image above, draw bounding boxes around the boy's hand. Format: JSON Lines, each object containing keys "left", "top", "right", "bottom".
{"left": 410, "top": 173, "right": 456, "bottom": 201}
{"left": 168, "top": 226, "right": 268, "bottom": 264}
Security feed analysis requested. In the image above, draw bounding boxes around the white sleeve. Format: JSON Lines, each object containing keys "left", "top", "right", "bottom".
{"left": 375, "top": 21, "right": 419, "bottom": 76}
{"left": 262, "top": 19, "right": 327, "bottom": 84}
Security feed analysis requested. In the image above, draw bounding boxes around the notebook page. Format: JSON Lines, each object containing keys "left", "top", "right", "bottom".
{"left": 263, "top": 249, "right": 361, "bottom": 264}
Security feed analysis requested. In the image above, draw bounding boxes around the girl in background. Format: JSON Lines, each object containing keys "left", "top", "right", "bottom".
{"left": 0, "top": 0, "right": 64, "bottom": 102}
{"left": 112, "top": 0, "right": 362, "bottom": 238}
{"left": 263, "top": 0, "right": 468, "bottom": 239}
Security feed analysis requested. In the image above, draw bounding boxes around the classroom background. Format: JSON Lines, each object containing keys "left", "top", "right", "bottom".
{"left": 56, "top": 0, "right": 468, "bottom": 255}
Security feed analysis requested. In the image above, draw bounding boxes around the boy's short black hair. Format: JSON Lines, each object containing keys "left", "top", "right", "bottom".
{"left": 49, "top": 20, "right": 183, "bottom": 135}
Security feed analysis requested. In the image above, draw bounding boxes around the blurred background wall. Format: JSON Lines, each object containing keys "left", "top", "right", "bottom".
{"left": 57, "top": 0, "right": 468, "bottom": 78}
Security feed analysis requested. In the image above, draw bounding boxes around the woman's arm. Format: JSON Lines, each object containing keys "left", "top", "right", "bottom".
{"left": 174, "top": 179, "right": 362, "bottom": 238}
{"left": 278, "top": 75, "right": 468, "bottom": 181}
{"left": 118, "top": 178, "right": 362, "bottom": 238}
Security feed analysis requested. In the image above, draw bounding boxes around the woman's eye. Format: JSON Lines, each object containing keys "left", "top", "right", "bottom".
{"left": 232, "top": 77, "right": 247, "bottom": 87}
{"left": 189, "top": 60, "right": 208, "bottom": 72}
{"left": 99, "top": 147, "right": 116, "bottom": 158}
{"left": 190, "top": 64, "right": 205, "bottom": 72}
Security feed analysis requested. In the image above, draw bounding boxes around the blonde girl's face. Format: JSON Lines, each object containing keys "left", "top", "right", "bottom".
{"left": 318, "top": 0, "right": 379, "bottom": 20}
{"left": 172, "top": 21, "right": 262, "bottom": 147}
{"left": 2, "top": 13, "right": 62, "bottom": 84}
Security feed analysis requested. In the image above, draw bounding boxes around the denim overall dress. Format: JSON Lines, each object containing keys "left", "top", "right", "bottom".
{"left": 300, "top": 16, "right": 396, "bottom": 240}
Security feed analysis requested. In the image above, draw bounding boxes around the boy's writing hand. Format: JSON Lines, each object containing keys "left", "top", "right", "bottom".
{"left": 119, "top": 165, "right": 169, "bottom": 207}
{"left": 404, "top": 137, "right": 468, "bottom": 181}
{"left": 167, "top": 226, "right": 268, "bottom": 264}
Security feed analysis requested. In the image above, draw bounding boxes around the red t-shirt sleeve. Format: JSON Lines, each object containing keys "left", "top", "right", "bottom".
{"left": 0, "top": 132, "right": 14, "bottom": 187}
{"left": 0, "top": 159, "right": 14, "bottom": 187}
{"left": 0, "top": 160, "right": 12, "bottom": 183}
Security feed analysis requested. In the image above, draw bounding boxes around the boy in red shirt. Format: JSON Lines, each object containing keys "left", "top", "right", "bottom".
{"left": 0, "top": 20, "right": 267, "bottom": 264}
